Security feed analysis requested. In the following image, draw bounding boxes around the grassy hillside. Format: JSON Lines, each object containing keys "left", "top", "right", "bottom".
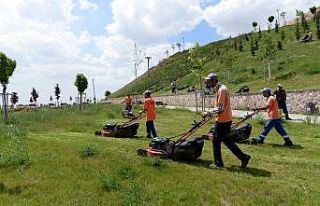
{"left": 113, "top": 23, "right": 320, "bottom": 97}
{"left": 1, "top": 104, "right": 320, "bottom": 205}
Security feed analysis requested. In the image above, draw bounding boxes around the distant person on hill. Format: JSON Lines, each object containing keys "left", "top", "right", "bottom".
{"left": 204, "top": 72, "right": 251, "bottom": 169}
{"left": 252, "top": 88, "right": 293, "bottom": 146}
{"left": 121, "top": 94, "right": 133, "bottom": 112}
{"left": 273, "top": 83, "right": 291, "bottom": 120}
{"left": 300, "top": 32, "right": 312, "bottom": 43}
{"left": 171, "top": 80, "right": 177, "bottom": 94}
{"left": 139, "top": 90, "right": 158, "bottom": 138}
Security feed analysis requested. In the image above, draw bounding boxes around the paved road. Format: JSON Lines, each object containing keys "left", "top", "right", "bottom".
{"left": 164, "top": 106, "right": 320, "bottom": 124}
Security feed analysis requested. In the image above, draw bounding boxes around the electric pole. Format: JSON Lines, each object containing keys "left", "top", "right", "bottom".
{"left": 92, "top": 78, "right": 96, "bottom": 104}
{"left": 145, "top": 56, "right": 152, "bottom": 89}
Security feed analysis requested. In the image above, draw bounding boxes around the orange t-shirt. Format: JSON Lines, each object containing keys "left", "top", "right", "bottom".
{"left": 144, "top": 98, "right": 156, "bottom": 121}
{"left": 214, "top": 85, "right": 232, "bottom": 123}
{"left": 267, "top": 96, "right": 280, "bottom": 119}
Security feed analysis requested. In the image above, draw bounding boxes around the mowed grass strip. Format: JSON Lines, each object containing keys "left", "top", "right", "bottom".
{"left": 0, "top": 104, "right": 319, "bottom": 205}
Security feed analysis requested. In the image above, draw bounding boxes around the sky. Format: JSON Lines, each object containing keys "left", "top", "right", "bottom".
{"left": 0, "top": 0, "right": 319, "bottom": 104}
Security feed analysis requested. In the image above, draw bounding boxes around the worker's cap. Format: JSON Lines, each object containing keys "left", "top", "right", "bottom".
{"left": 277, "top": 83, "right": 283, "bottom": 88}
{"left": 262, "top": 87, "right": 272, "bottom": 94}
{"left": 204, "top": 73, "right": 218, "bottom": 81}
{"left": 143, "top": 90, "right": 151, "bottom": 95}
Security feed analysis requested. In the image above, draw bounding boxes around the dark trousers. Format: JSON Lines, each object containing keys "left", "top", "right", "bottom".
{"left": 212, "top": 122, "right": 247, "bottom": 166}
{"left": 277, "top": 101, "right": 288, "bottom": 115}
{"left": 125, "top": 105, "right": 132, "bottom": 112}
{"left": 146, "top": 121, "right": 157, "bottom": 138}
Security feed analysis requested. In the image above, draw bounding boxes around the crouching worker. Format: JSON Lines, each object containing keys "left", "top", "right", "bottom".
{"left": 205, "top": 72, "right": 251, "bottom": 169}
{"left": 139, "top": 90, "right": 158, "bottom": 139}
{"left": 252, "top": 88, "right": 293, "bottom": 146}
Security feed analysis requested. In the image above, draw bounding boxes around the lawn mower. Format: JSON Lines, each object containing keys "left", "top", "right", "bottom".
{"left": 95, "top": 114, "right": 141, "bottom": 138}
{"left": 137, "top": 112, "right": 216, "bottom": 162}
{"left": 207, "top": 112, "right": 255, "bottom": 143}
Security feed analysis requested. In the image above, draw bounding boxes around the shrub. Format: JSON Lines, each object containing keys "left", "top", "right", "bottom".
{"left": 256, "top": 114, "right": 267, "bottom": 125}
{"left": 79, "top": 145, "right": 97, "bottom": 158}
{"left": 116, "top": 165, "right": 136, "bottom": 180}
{"left": 97, "top": 173, "right": 120, "bottom": 192}
{"left": 304, "top": 67, "right": 320, "bottom": 75}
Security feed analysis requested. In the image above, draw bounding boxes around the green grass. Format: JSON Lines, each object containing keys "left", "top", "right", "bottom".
{"left": 113, "top": 22, "right": 320, "bottom": 97}
{"left": 0, "top": 104, "right": 320, "bottom": 205}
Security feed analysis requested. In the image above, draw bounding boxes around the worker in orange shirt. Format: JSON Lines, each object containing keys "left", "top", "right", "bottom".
{"left": 139, "top": 90, "right": 158, "bottom": 138}
{"left": 205, "top": 72, "right": 251, "bottom": 169}
{"left": 121, "top": 94, "right": 133, "bottom": 112}
{"left": 252, "top": 88, "right": 293, "bottom": 146}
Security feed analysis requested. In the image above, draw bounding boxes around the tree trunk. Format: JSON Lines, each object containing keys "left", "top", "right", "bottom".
{"left": 79, "top": 93, "right": 82, "bottom": 110}
{"left": 199, "top": 74, "right": 204, "bottom": 112}
{"left": 2, "top": 85, "right": 8, "bottom": 122}
{"left": 268, "top": 60, "right": 272, "bottom": 80}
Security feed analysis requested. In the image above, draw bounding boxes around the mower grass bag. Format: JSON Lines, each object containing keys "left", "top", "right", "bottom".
{"left": 143, "top": 137, "right": 204, "bottom": 161}
{"left": 95, "top": 122, "right": 139, "bottom": 138}
{"left": 209, "top": 123, "right": 252, "bottom": 143}
{"left": 173, "top": 137, "right": 204, "bottom": 161}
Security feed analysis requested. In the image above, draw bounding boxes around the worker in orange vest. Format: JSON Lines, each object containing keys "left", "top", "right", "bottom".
{"left": 139, "top": 90, "right": 158, "bottom": 138}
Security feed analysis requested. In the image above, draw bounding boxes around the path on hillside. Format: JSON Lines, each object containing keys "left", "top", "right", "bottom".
{"left": 164, "top": 106, "right": 320, "bottom": 124}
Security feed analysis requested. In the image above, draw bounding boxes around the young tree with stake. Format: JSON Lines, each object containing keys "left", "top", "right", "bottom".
{"left": 0, "top": 52, "right": 16, "bottom": 121}
{"left": 74, "top": 73, "right": 88, "bottom": 110}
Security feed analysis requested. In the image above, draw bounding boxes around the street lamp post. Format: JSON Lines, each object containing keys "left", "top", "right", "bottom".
{"left": 145, "top": 56, "right": 152, "bottom": 89}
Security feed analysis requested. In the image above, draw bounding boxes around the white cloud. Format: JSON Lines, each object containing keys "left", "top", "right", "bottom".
{"left": 107, "top": 0, "right": 203, "bottom": 44}
{"left": 78, "top": 0, "right": 98, "bottom": 10}
{"left": 204, "top": 0, "right": 319, "bottom": 37}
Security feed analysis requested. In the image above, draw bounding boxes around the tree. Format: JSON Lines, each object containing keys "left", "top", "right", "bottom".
{"left": 105, "top": 90, "right": 111, "bottom": 100}
{"left": 165, "top": 50, "right": 169, "bottom": 58}
{"left": 188, "top": 42, "right": 206, "bottom": 111}
{"left": 54, "top": 83, "right": 61, "bottom": 106}
{"left": 31, "top": 87, "right": 39, "bottom": 104}
{"left": 268, "top": 16, "right": 275, "bottom": 31}
{"left": 238, "top": 39, "right": 244, "bottom": 52}
{"left": 49, "top": 95, "right": 53, "bottom": 102}
{"left": 0, "top": 52, "right": 16, "bottom": 121}
{"left": 258, "top": 26, "right": 262, "bottom": 39}
{"left": 245, "top": 33, "right": 249, "bottom": 41}
{"left": 29, "top": 97, "right": 33, "bottom": 104}
{"left": 275, "top": 20, "right": 279, "bottom": 33}
{"left": 316, "top": 12, "right": 320, "bottom": 40}
{"left": 74, "top": 73, "right": 88, "bottom": 110}
{"left": 171, "top": 44, "right": 175, "bottom": 53}
{"left": 259, "top": 34, "right": 277, "bottom": 81}
{"left": 10, "top": 92, "right": 19, "bottom": 107}
{"left": 69, "top": 96, "right": 73, "bottom": 102}
{"left": 176, "top": 42, "right": 182, "bottom": 51}
{"left": 252, "top": 21, "right": 258, "bottom": 32}
{"left": 310, "top": 6, "right": 317, "bottom": 22}
{"left": 295, "top": 18, "right": 301, "bottom": 40}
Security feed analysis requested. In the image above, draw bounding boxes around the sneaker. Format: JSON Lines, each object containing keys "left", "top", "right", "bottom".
{"left": 241, "top": 155, "right": 251, "bottom": 168}
{"left": 251, "top": 138, "right": 264, "bottom": 144}
{"left": 209, "top": 163, "right": 224, "bottom": 169}
{"left": 283, "top": 141, "right": 293, "bottom": 146}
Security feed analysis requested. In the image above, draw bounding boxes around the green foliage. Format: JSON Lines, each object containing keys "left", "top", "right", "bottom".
{"left": 252, "top": 21, "right": 258, "bottom": 29}
{"left": 74, "top": 73, "right": 88, "bottom": 94}
{"left": 98, "top": 173, "right": 120, "bottom": 192}
{"left": 275, "top": 71, "right": 296, "bottom": 81}
{"left": 188, "top": 42, "right": 207, "bottom": 90}
{"left": 259, "top": 33, "right": 276, "bottom": 61}
{"left": 0, "top": 52, "right": 16, "bottom": 93}
{"left": 105, "top": 90, "right": 111, "bottom": 99}
{"left": 0, "top": 124, "right": 30, "bottom": 168}
{"left": 255, "top": 114, "right": 267, "bottom": 125}
{"left": 30, "top": 87, "right": 39, "bottom": 103}
{"left": 304, "top": 67, "right": 320, "bottom": 75}
{"left": 79, "top": 145, "right": 97, "bottom": 158}
{"left": 277, "top": 40, "right": 283, "bottom": 50}
{"left": 268, "top": 16, "right": 275, "bottom": 23}
{"left": 280, "top": 29, "right": 286, "bottom": 41}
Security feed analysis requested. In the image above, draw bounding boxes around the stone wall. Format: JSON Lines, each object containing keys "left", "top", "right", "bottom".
{"left": 110, "top": 89, "right": 320, "bottom": 114}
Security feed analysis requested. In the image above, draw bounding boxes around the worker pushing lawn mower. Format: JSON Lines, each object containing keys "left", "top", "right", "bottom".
{"left": 138, "top": 73, "right": 252, "bottom": 168}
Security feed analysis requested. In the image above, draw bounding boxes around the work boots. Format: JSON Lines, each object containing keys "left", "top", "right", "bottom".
{"left": 285, "top": 114, "right": 292, "bottom": 120}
